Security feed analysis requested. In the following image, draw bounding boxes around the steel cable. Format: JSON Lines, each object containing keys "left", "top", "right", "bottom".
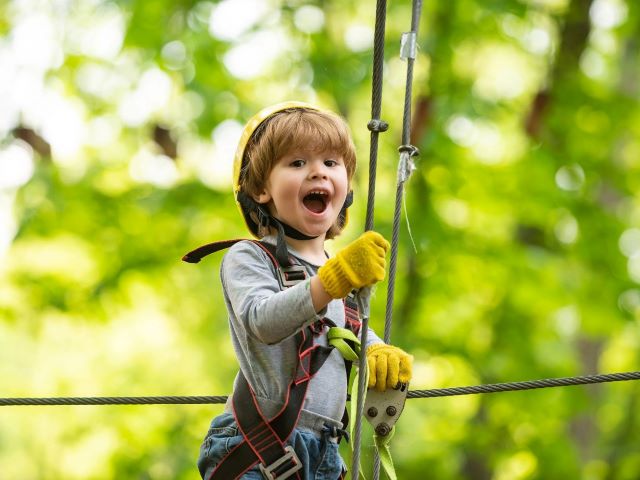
{"left": 0, "top": 396, "right": 228, "bottom": 406}
{"left": 407, "top": 371, "right": 640, "bottom": 398}
{"left": 364, "top": 0, "right": 389, "bottom": 232}
{"left": 353, "top": 0, "right": 390, "bottom": 478}
{"left": 3, "top": 372, "right": 639, "bottom": 406}
{"left": 376, "top": 0, "right": 423, "bottom": 478}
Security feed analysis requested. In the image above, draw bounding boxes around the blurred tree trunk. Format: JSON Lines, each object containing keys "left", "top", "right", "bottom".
{"left": 525, "top": 0, "right": 594, "bottom": 138}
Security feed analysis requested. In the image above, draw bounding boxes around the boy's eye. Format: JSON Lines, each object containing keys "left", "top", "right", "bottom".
{"left": 325, "top": 159, "right": 338, "bottom": 167}
{"left": 290, "top": 159, "right": 305, "bottom": 167}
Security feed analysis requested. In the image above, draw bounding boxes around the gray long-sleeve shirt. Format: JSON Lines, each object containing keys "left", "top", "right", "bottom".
{"left": 220, "top": 237, "right": 382, "bottom": 432}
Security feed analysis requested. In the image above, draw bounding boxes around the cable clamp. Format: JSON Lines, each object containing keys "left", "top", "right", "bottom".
{"left": 398, "top": 144, "right": 419, "bottom": 156}
{"left": 367, "top": 119, "right": 389, "bottom": 132}
{"left": 398, "top": 145, "right": 418, "bottom": 184}
{"left": 400, "top": 31, "right": 417, "bottom": 60}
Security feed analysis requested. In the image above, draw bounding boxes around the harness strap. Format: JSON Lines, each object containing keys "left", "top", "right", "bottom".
{"left": 210, "top": 325, "right": 334, "bottom": 479}
{"left": 209, "top": 373, "right": 305, "bottom": 479}
{"left": 344, "top": 301, "right": 361, "bottom": 333}
{"left": 327, "top": 327, "right": 360, "bottom": 362}
{"left": 183, "top": 239, "right": 306, "bottom": 279}
{"left": 182, "top": 239, "right": 244, "bottom": 264}
{"left": 184, "top": 239, "right": 361, "bottom": 479}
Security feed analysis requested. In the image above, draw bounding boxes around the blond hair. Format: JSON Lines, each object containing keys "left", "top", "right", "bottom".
{"left": 239, "top": 107, "right": 356, "bottom": 239}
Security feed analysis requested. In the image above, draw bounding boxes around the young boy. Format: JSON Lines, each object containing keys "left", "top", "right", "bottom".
{"left": 195, "top": 102, "right": 412, "bottom": 480}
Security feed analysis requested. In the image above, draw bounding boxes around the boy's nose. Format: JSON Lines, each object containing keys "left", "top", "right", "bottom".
{"left": 308, "top": 165, "right": 328, "bottom": 179}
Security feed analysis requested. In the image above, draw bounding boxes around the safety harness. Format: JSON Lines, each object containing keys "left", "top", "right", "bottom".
{"left": 184, "top": 239, "right": 362, "bottom": 480}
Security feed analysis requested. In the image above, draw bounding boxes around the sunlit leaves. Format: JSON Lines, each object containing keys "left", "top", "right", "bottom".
{"left": 1, "top": 0, "right": 640, "bottom": 478}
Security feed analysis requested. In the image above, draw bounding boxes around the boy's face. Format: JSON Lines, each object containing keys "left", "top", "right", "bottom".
{"left": 255, "top": 148, "right": 349, "bottom": 239}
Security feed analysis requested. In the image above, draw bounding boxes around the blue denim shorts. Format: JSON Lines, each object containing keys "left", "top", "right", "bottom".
{"left": 197, "top": 413, "right": 346, "bottom": 480}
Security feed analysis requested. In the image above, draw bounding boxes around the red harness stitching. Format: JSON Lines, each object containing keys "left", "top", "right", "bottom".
{"left": 187, "top": 239, "right": 359, "bottom": 480}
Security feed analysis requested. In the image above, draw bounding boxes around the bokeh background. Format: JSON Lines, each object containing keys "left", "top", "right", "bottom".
{"left": 2, "top": 0, "right": 640, "bottom": 478}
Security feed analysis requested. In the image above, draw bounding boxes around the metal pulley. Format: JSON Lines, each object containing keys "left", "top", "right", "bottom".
{"left": 363, "top": 382, "right": 409, "bottom": 436}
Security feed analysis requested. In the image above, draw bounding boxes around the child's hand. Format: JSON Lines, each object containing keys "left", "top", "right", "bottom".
{"left": 366, "top": 344, "right": 413, "bottom": 392}
{"left": 318, "top": 231, "right": 390, "bottom": 299}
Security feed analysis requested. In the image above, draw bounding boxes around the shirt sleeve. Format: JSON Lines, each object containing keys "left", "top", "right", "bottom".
{"left": 221, "top": 241, "right": 325, "bottom": 345}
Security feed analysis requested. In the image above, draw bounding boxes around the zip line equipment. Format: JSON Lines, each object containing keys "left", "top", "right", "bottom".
{"left": 184, "top": 238, "right": 362, "bottom": 479}
{"left": 3, "top": 371, "right": 640, "bottom": 407}
{"left": 5, "top": 0, "right": 640, "bottom": 479}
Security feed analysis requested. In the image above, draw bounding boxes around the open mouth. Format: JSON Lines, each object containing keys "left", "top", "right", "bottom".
{"left": 302, "top": 191, "right": 329, "bottom": 214}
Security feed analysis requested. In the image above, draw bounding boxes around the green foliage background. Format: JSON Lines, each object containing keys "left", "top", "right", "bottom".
{"left": 1, "top": 0, "right": 640, "bottom": 478}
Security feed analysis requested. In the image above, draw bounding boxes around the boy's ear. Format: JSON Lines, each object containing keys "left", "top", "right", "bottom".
{"left": 254, "top": 189, "right": 271, "bottom": 204}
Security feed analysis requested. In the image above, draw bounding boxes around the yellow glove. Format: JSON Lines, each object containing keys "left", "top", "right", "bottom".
{"left": 318, "top": 231, "right": 390, "bottom": 299}
{"left": 366, "top": 343, "right": 413, "bottom": 392}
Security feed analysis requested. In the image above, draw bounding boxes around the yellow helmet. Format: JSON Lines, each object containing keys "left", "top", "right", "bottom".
{"left": 232, "top": 101, "right": 351, "bottom": 238}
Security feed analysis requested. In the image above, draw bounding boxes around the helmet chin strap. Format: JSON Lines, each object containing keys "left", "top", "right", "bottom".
{"left": 237, "top": 191, "right": 353, "bottom": 267}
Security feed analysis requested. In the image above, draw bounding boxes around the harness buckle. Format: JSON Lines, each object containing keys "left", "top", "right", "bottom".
{"left": 277, "top": 265, "right": 306, "bottom": 287}
{"left": 258, "top": 445, "right": 302, "bottom": 480}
